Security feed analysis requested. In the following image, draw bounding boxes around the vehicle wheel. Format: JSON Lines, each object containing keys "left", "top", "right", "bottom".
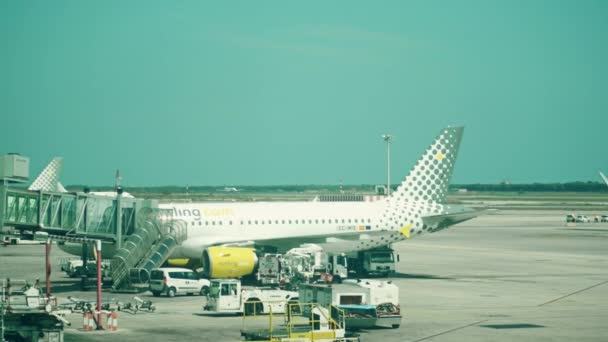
{"left": 167, "top": 287, "right": 177, "bottom": 298}
{"left": 200, "top": 286, "right": 209, "bottom": 296}
{"left": 392, "top": 324, "right": 400, "bottom": 329}
{"left": 152, "top": 291, "right": 160, "bottom": 297}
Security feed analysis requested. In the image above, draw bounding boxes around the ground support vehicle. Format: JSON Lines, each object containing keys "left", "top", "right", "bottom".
{"left": 298, "top": 279, "right": 402, "bottom": 329}
{"left": 204, "top": 279, "right": 298, "bottom": 315}
{"left": 60, "top": 258, "right": 112, "bottom": 279}
{"left": 240, "top": 302, "right": 360, "bottom": 341}
{"left": 257, "top": 248, "right": 349, "bottom": 287}
{"left": 347, "top": 247, "right": 399, "bottom": 277}
{"left": 149, "top": 267, "right": 210, "bottom": 297}
{"left": 1, "top": 279, "right": 67, "bottom": 342}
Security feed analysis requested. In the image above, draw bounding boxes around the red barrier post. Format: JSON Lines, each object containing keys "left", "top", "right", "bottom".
{"left": 45, "top": 239, "right": 51, "bottom": 297}
{"left": 96, "top": 240, "right": 102, "bottom": 329}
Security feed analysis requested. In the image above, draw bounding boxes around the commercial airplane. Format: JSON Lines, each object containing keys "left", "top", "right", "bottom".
{"left": 600, "top": 171, "right": 608, "bottom": 187}
{"left": 32, "top": 126, "right": 477, "bottom": 278}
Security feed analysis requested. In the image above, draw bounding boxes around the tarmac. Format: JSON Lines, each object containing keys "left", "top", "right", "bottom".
{"left": 1, "top": 209, "right": 607, "bottom": 341}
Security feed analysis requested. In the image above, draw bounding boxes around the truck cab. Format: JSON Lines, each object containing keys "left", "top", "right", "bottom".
{"left": 206, "top": 279, "right": 241, "bottom": 312}
{"left": 349, "top": 247, "right": 398, "bottom": 277}
{"left": 326, "top": 254, "right": 348, "bottom": 282}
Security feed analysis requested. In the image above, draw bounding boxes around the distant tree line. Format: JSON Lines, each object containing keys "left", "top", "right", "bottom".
{"left": 451, "top": 182, "right": 608, "bottom": 193}
{"left": 61, "top": 182, "right": 608, "bottom": 194}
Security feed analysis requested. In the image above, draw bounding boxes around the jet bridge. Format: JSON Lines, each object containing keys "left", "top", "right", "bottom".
{"left": 0, "top": 184, "right": 188, "bottom": 291}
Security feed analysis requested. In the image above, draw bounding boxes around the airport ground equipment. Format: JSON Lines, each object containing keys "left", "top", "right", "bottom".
{"left": 111, "top": 210, "right": 188, "bottom": 291}
{"left": 1, "top": 279, "right": 67, "bottom": 342}
{"left": 204, "top": 279, "right": 298, "bottom": 315}
{"left": 59, "top": 258, "right": 112, "bottom": 279}
{"left": 298, "top": 279, "right": 402, "bottom": 329}
{"left": 257, "top": 247, "right": 349, "bottom": 288}
{"left": 149, "top": 267, "right": 210, "bottom": 297}
{"left": 62, "top": 296, "right": 113, "bottom": 313}
{"left": 113, "top": 296, "right": 155, "bottom": 314}
{"left": 240, "top": 302, "right": 360, "bottom": 341}
{"left": 346, "top": 246, "right": 399, "bottom": 277}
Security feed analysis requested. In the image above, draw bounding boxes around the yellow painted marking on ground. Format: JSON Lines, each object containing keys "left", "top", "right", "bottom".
{"left": 400, "top": 224, "right": 413, "bottom": 238}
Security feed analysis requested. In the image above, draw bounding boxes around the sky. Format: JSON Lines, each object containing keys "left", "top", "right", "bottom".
{"left": 1, "top": 1, "right": 607, "bottom": 186}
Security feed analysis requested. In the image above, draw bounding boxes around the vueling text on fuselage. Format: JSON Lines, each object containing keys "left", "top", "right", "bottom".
{"left": 170, "top": 207, "right": 236, "bottom": 220}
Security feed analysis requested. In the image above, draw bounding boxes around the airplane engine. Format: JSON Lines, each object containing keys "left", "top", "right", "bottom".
{"left": 202, "top": 246, "right": 258, "bottom": 278}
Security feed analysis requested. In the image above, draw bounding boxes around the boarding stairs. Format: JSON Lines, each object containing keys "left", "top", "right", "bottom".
{"left": 111, "top": 208, "right": 187, "bottom": 291}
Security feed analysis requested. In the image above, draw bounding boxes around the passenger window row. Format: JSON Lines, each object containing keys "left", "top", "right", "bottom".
{"left": 190, "top": 218, "right": 372, "bottom": 226}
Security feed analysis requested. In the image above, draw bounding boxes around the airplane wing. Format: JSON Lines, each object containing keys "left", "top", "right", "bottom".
{"left": 214, "top": 229, "right": 395, "bottom": 254}
{"left": 600, "top": 171, "right": 608, "bottom": 187}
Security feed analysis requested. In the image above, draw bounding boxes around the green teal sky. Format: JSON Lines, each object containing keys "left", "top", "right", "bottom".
{"left": 2, "top": 1, "right": 607, "bottom": 186}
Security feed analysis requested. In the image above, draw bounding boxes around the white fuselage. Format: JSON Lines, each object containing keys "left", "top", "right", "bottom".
{"left": 158, "top": 199, "right": 421, "bottom": 259}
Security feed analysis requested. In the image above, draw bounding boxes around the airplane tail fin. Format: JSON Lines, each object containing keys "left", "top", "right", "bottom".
{"left": 389, "top": 126, "right": 464, "bottom": 205}
{"left": 28, "top": 157, "right": 68, "bottom": 193}
{"left": 600, "top": 171, "right": 608, "bottom": 187}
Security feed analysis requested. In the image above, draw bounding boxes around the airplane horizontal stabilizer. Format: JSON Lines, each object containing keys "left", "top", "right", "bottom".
{"left": 422, "top": 206, "right": 478, "bottom": 232}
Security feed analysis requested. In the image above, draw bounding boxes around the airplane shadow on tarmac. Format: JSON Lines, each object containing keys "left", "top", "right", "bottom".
{"left": 48, "top": 279, "right": 113, "bottom": 294}
{"left": 386, "top": 272, "right": 452, "bottom": 280}
{"left": 193, "top": 313, "right": 239, "bottom": 317}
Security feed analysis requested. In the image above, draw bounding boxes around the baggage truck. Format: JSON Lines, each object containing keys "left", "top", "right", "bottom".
{"left": 298, "top": 279, "right": 402, "bottom": 329}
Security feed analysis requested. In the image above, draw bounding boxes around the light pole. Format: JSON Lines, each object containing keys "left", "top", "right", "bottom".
{"left": 382, "top": 134, "right": 393, "bottom": 195}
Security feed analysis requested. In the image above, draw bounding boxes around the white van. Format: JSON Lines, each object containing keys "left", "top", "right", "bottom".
{"left": 149, "top": 267, "right": 210, "bottom": 297}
